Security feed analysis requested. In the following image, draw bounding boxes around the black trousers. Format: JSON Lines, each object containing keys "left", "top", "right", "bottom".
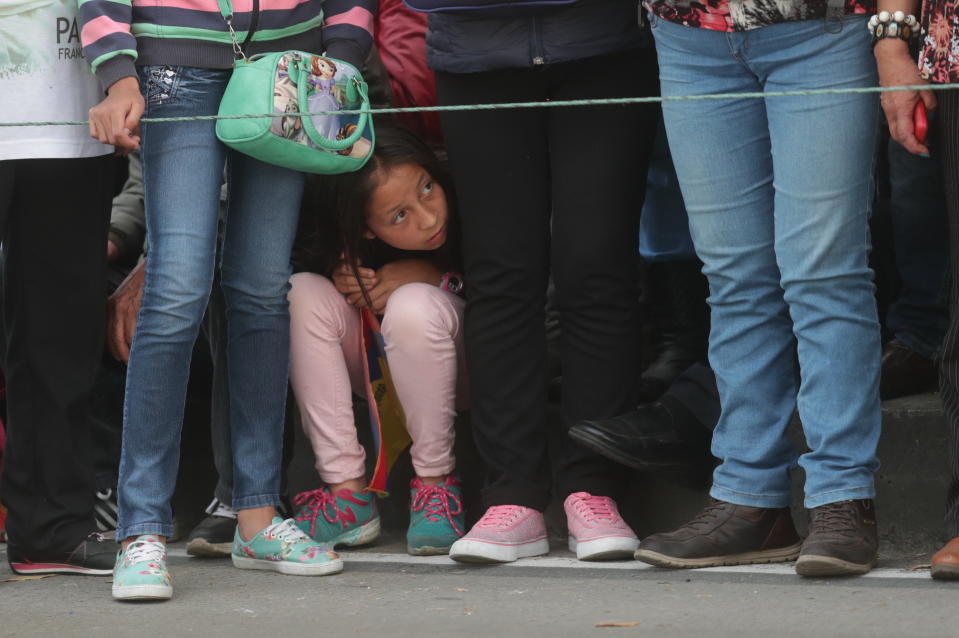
{"left": 936, "top": 89, "right": 959, "bottom": 539}
{"left": 0, "top": 155, "right": 113, "bottom": 554}
{"left": 436, "top": 48, "right": 659, "bottom": 510}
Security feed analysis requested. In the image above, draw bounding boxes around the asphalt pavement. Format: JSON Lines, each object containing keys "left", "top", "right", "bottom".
{"left": 1, "top": 536, "right": 955, "bottom": 638}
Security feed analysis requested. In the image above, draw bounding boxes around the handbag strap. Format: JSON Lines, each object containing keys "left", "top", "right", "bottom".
{"left": 291, "top": 58, "right": 372, "bottom": 151}
{"left": 217, "top": 0, "right": 254, "bottom": 61}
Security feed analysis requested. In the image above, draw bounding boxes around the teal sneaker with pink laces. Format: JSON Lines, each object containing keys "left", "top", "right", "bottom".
{"left": 112, "top": 535, "right": 173, "bottom": 601}
{"left": 232, "top": 517, "right": 343, "bottom": 576}
{"left": 293, "top": 487, "right": 380, "bottom": 547}
{"left": 407, "top": 476, "right": 465, "bottom": 556}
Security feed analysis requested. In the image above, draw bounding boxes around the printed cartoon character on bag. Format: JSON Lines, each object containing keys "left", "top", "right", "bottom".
{"left": 336, "top": 123, "right": 373, "bottom": 159}
{"left": 270, "top": 54, "right": 304, "bottom": 142}
{"left": 308, "top": 57, "right": 345, "bottom": 143}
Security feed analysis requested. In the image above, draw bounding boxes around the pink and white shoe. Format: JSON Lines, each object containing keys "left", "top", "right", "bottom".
{"left": 448, "top": 505, "right": 549, "bottom": 563}
{"left": 564, "top": 492, "right": 638, "bottom": 561}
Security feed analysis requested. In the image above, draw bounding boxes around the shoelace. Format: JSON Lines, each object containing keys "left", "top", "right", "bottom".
{"left": 293, "top": 488, "right": 350, "bottom": 537}
{"left": 262, "top": 519, "right": 311, "bottom": 544}
{"left": 810, "top": 501, "right": 861, "bottom": 537}
{"left": 684, "top": 499, "right": 730, "bottom": 532}
{"left": 476, "top": 505, "right": 525, "bottom": 529}
{"left": 571, "top": 494, "right": 617, "bottom": 524}
{"left": 125, "top": 539, "right": 166, "bottom": 564}
{"left": 204, "top": 497, "right": 237, "bottom": 520}
{"left": 410, "top": 484, "right": 464, "bottom": 536}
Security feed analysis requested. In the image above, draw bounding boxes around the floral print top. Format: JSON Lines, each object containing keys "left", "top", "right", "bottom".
{"left": 646, "top": 0, "right": 873, "bottom": 32}
{"left": 918, "top": 0, "right": 959, "bottom": 83}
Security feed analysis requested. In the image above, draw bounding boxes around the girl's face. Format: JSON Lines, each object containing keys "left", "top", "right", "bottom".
{"left": 364, "top": 162, "right": 448, "bottom": 252}
{"left": 316, "top": 59, "right": 335, "bottom": 79}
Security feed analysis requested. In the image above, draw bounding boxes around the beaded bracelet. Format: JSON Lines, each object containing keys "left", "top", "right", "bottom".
{"left": 868, "top": 11, "right": 919, "bottom": 44}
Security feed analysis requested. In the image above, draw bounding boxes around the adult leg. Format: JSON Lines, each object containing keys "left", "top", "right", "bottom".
{"left": 547, "top": 47, "right": 658, "bottom": 500}
{"left": 1, "top": 154, "right": 114, "bottom": 563}
{"left": 654, "top": 19, "right": 801, "bottom": 507}
{"left": 761, "top": 17, "right": 882, "bottom": 509}
{"left": 437, "top": 69, "right": 552, "bottom": 511}
{"left": 931, "top": 89, "right": 959, "bottom": 579}
{"left": 634, "top": 18, "right": 803, "bottom": 570}
{"left": 936, "top": 88, "right": 959, "bottom": 543}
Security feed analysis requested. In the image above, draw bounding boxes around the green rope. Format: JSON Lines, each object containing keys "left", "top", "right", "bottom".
{"left": 0, "top": 82, "right": 954, "bottom": 128}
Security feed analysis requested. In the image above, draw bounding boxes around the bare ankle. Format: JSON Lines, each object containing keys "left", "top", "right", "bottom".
{"left": 417, "top": 474, "right": 449, "bottom": 487}
{"left": 237, "top": 506, "right": 276, "bottom": 542}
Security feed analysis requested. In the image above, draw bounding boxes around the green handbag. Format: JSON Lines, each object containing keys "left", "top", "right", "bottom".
{"left": 214, "top": 2, "right": 375, "bottom": 174}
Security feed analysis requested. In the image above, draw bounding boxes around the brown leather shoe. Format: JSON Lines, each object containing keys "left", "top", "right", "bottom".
{"left": 634, "top": 499, "right": 802, "bottom": 568}
{"left": 880, "top": 340, "right": 937, "bottom": 401}
{"left": 931, "top": 537, "right": 959, "bottom": 580}
{"left": 795, "top": 499, "right": 878, "bottom": 577}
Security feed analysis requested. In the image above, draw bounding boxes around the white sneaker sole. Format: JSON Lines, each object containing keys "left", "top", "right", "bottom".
{"left": 568, "top": 535, "right": 639, "bottom": 561}
{"left": 231, "top": 554, "right": 344, "bottom": 576}
{"left": 449, "top": 537, "right": 549, "bottom": 564}
{"left": 112, "top": 583, "right": 173, "bottom": 601}
{"left": 331, "top": 517, "right": 381, "bottom": 548}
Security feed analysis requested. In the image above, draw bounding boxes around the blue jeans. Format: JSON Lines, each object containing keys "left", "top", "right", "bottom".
{"left": 651, "top": 15, "right": 882, "bottom": 509}
{"left": 116, "top": 66, "right": 304, "bottom": 539}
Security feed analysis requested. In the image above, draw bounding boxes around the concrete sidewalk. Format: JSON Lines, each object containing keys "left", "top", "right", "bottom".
{"left": 1, "top": 538, "right": 954, "bottom": 638}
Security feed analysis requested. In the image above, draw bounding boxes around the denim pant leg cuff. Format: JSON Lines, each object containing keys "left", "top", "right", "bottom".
{"left": 710, "top": 484, "right": 792, "bottom": 509}
{"left": 803, "top": 485, "right": 876, "bottom": 509}
{"left": 232, "top": 493, "right": 282, "bottom": 511}
{"left": 116, "top": 523, "right": 175, "bottom": 541}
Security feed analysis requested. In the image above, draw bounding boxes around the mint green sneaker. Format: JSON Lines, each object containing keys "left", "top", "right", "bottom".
{"left": 232, "top": 517, "right": 343, "bottom": 576}
{"left": 112, "top": 536, "right": 173, "bottom": 601}
{"left": 293, "top": 487, "right": 380, "bottom": 547}
{"left": 407, "top": 476, "right": 465, "bottom": 556}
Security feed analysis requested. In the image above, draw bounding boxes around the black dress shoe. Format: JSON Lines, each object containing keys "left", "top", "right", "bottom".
{"left": 569, "top": 396, "right": 714, "bottom": 485}
{"left": 880, "top": 339, "right": 937, "bottom": 400}
{"left": 634, "top": 499, "right": 802, "bottom": 568}
{"left": 9, "top": 532, "right": 115, "bottom": 575}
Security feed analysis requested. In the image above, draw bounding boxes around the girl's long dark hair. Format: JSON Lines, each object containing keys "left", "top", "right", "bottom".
{"left": 295, "top": 121, "right": 459, "bottom": 283}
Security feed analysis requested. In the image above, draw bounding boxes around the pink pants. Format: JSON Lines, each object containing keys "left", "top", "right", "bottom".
{"left": 288, "top": 273, "right": 468, "bottom": 484}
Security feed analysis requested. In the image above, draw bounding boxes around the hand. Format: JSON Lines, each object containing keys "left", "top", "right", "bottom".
{"left": 332, "top": 260, "right": 377, "bottom": 297}
{"left": 876, "top": 39, "right": 936, "bottom": 155}
{"left": 107, "top": 240, "right": 120, "bottom": 262}
{"left": 346, "top": 259, "right": 442, "bottom": 314}
{"left": 107, "top": 260, "right": 146, "bottom": 363}
{"left": 89, "top": 76, "right": 145, "bottom": 154}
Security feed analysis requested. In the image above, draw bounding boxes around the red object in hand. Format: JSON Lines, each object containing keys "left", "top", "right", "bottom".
{"left": 914, "top": 101, "right": 928, "bottom": 145}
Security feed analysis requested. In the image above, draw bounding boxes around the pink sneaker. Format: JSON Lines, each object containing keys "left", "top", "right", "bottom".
{"left": 564, "top": 492, "right": 638, "bottom": 561}
{"left": 448, "top": 505, "right": 549, "bottom": 563}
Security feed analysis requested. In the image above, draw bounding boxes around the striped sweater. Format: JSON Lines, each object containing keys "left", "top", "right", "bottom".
{"left": 79, "top": 0, "right": 375, "bottom": 90}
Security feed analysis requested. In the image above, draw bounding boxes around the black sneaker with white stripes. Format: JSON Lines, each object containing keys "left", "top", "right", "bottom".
{"left": 186, "top": 498, "right": 237, "bottom": 558}
{"left": 8, "top": 532, "right": 115, "bottom": 575}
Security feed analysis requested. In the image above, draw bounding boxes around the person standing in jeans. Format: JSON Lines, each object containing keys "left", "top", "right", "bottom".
{"left": 417, "top": 0, "right": 661, "bottom": 563}
{"left": 635, "top": 2, "right": 883, "bottom": 576}
{"left": 80, "top": 0, "right": 376, "bottom": 601}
